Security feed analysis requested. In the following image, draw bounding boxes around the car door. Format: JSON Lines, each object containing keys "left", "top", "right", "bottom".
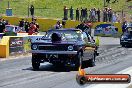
{"left": 82, "top": 32, "right": 95, "bottom": 61}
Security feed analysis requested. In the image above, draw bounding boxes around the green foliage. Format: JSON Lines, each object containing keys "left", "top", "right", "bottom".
{"left": 0, "top": 0, "right": 131, "bottom": 18}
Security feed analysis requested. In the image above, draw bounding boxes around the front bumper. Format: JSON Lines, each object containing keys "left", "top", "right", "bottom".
{"left": 30, "top": 50, "right": 78, "bottom": 55}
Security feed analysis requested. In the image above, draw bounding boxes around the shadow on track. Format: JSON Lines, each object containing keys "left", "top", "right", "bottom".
{"left": 22, "top": 63, "right": 78, "bottom": 72}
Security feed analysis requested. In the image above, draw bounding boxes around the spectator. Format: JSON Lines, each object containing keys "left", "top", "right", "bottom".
{"left": 0, "top": 18, "right": 5, "bottom": 33}
{"left": 122, "top": 21, "right": 127, "bottom": 33}
{"left": 96, "top": 8, "right": 101, "bottom": 22}
{"left": 108, "top": 8, "right": 113, "bottom": 22}
{"left": 103, "top": 8, "right": 108, "bottom": 22}
{"left": 2, "top": 19, "right": 6, "bottom": 25}
{"left": 2, "top": 19, "right": 9, "bottom": 25}
{"left": 84, "top": 8, "right": 88, "bottom": 21}
{"left": 24, "top": 19, "right": 30, "bottom": 33}
{"left": 76, "top": 21, "right": 85, "bottom": 30}
{"left": 63, "top": 6, "right": 68, "bottom": 20}
{"left": 80, "top": 7, "right": 83, "bottom": 21}
{"left": 89, "top": 9, "right": 92, "bottom": 21}
{"left": 91, "top": 8, "right": 96, "bottom": 22}
{"left": 32, "top": 18, "right": 39, "bottom": 33}
{"left": 82, "top": 8, "right": 86, "bottom": 21}
{"left": 76, "top": 8, "right": 80, "bottom": 21}
{"left": 5, "top": 20, "right": 9, "bottom": 25}
{"left": 112, "top": 12, "right": 118, "bottom": 22}
{"left": 19, "top": 19, "right": 25, "bottom": 31}
{"left": 62, "top": 19, "right": 66, "bottom": 28}
{"left": 30, "top": 5, "right": 34, "bottom": 21}
{"left": 54, "top": 21, "right": 62, "bottom": 29}
{"left": 28, "top": 22, "right": 37, "bottom": 35}
{"left": 70, "top": 6, "right": 74, "bottom": 20}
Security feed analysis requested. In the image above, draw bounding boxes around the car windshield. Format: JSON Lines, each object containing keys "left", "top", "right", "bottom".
{"left": 6, "top": 26, "right": 14, "bottom": 32}
{"left": 45, "top": 30, "right": 82, "bottom": 41}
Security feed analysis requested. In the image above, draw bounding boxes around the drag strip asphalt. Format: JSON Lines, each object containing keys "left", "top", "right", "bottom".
{"left": 0, "top": 37, "right": 132, "bottom": 88}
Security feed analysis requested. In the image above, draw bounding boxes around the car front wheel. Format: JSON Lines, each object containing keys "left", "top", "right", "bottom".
{"left": 75, "top": 52, "right": 82, "bottom": 70}
{"left": 32, "top": 54, "right": 40, "bottom": 70}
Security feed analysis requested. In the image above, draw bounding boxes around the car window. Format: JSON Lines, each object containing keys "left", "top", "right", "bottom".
{"left": 6, "top": 26, "right": 14, "bottom": 32}
{"left": 45, "top": 30, "right": 82, "bottom": 41}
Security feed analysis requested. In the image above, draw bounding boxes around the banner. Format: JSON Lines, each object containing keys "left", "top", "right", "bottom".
{"left": 94, "top": 24, "right": 119, "bottom": 37}
{"left": 9, "top": 37, "right": 24, "bottom": 55}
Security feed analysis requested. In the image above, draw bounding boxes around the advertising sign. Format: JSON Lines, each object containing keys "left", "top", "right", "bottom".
{"left": 94, "top": 24, "right": 119, "bottom": 36}
{"left": 9, "top": 37, "right": 24, "bottom": 55}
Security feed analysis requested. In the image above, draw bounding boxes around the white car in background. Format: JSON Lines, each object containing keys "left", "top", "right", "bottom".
{"left": 4, "top": 25, "right": 20, "bottom": 33}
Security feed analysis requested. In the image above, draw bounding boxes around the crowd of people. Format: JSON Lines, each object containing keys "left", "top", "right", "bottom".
{"left": 0, "top": 17, "right": 39, "bottom": 35}
{"left": 0, "top": 18, "right": 9, "bottom": 33}
{"left": 18, "top": 18, "right": 39, "bottom": 35}
{"left": 63, "top": 6, "right": 119, "bottom": 23}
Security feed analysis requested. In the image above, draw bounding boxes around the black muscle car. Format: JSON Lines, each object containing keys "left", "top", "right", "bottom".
{"left": 120, "top": 27, "right": 132, "bottom": 47}
{"left": 31, "top": 28, "right": 98, "bottom": 70}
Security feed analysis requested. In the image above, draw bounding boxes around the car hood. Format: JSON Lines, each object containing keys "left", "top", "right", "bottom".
{"left": 32, "top": 39, "right": 82, "bottom": 45}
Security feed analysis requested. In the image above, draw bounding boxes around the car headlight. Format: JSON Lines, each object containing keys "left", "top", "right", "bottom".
{"left": 121, "top": 36, "right": 124, "bottom": 39}
{"left": 121, "top": 36, "right": 127, "bottom": 40}
{"left": 68, "top": 45, "right": 74, "bottom": 51}
{"left": 32, "top": 44, "right": 38, "bottom": 50}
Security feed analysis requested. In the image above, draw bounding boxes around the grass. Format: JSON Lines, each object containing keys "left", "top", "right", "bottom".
{"left": 0, "top": 0, "right": 131, "bottom": 19}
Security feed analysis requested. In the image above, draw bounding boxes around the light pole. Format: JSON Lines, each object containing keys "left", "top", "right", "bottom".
{"left": 8, "top": 1, "right": 10, "bottom": 8}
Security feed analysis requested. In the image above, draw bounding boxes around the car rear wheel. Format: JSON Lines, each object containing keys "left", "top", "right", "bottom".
{"left": 75, "top": 52, "right": 82, "bottom": 70}
{"left": 32, "top": 54, "right": 40, "bottom": 70}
